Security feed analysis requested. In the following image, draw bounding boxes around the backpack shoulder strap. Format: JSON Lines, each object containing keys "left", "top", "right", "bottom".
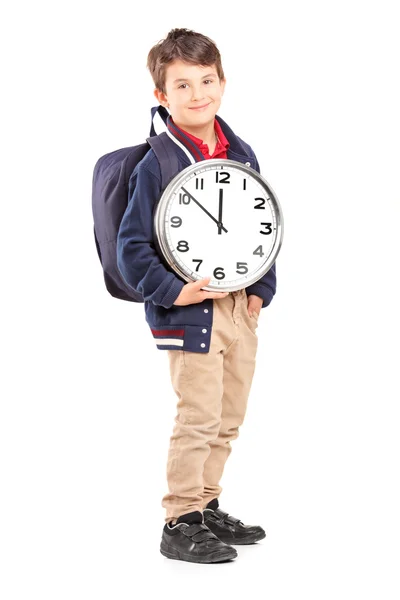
{"left": 146, "top": 132, "right": 181, "bottom": 191}
{"left": 149, "top": 105, "right": 169, "bottom": 137}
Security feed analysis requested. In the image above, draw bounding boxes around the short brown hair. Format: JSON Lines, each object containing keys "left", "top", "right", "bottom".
{"left": 147, "top": 28, "right": 225, "bottom": 94}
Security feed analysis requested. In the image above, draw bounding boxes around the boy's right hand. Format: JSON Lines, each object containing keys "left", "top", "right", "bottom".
{"left": 173, "top": 276, "right": 229, "bottom": 306}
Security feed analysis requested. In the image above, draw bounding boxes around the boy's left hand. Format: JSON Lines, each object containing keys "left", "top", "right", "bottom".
{"left": 247, "top": 294, "right": 263, "bottom": 318}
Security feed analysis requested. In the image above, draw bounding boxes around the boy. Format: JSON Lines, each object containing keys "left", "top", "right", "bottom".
{"left": 117, "top": 28, "right": 277, "bottom": 563}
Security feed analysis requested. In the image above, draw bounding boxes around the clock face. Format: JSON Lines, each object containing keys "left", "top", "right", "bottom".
{"left": 154, "top": 159, "right": 283, "bottom": 292}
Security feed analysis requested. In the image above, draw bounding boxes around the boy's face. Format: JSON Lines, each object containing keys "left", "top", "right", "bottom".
{"left": 154, "top": 60, "right": 226, "bottom": 129}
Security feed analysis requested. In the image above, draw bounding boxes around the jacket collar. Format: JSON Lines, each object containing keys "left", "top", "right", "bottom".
{"left": 165, "top": 114, "right": 256, "bottom": 169}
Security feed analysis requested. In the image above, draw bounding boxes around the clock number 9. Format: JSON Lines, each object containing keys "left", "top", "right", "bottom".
{"left": 171, "top": 216, "right": 182, "bottom": 228}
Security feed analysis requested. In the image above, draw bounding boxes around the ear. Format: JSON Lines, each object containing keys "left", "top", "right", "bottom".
{"left": 220, "top": 78, "right": 226, "bottom": 95}
{"left": 154, "top": 88, "right": 169, "bottom": 108}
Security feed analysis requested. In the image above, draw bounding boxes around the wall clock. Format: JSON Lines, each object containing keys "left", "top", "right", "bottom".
{"left": 153, "top": 159, "right": 283, "bottom": 292}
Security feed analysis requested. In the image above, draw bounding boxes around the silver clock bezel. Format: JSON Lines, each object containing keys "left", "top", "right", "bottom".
{"left": 153, "top": 158, "right": 284, "bottom": 292}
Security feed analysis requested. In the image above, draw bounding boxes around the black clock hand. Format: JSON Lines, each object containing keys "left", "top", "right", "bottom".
{"left": 218, "top": 188, "right": 223, "bottom": 235}
{"left": 181, "top": 186, "right": 228, "bottom": 233}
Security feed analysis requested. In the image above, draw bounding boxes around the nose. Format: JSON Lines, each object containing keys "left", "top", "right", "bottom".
{"left": 191, "top": 85, "right": 205, "bottom": 102}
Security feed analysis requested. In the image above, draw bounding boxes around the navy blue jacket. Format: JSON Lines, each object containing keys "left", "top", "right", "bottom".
{"left": 117, "top": 114, "right": 277, "bottom": 353}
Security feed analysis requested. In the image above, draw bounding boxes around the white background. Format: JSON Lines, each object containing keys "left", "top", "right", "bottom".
{"left": 1, "top": 1, "right": 400, "bottom": 598}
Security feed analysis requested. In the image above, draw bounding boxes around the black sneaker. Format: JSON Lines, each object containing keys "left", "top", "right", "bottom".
{"left": 160, "top": 511, "right": 238, "bottom": 563}
{"left": 203, "top": 499, "right": 266, "bottom": 545}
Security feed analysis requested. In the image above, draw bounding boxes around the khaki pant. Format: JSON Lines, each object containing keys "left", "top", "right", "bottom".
{"left": 163, "top": 289, "right": 259, "bottom": 523}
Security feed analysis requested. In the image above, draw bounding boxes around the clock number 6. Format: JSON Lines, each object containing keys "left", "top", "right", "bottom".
{"left": 214, "top": 267, "right": 225, "bottom": 280}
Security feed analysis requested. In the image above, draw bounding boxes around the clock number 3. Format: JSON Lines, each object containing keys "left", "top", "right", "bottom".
{"left": 260, "top": 223, "right": 273, "bottom": 235}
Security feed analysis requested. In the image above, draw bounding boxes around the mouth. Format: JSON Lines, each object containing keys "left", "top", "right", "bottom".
{"left": 188, "top": 102, "right": 211, "bottom": 111}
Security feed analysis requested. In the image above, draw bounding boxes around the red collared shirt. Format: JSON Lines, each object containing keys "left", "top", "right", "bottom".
{"left": 170, "top": 117, "right": 230, "bottom": 159}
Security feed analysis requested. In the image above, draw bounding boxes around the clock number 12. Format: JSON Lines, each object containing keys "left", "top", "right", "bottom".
{"left": 215, "top": 171, "right": 230, "bottom": 184}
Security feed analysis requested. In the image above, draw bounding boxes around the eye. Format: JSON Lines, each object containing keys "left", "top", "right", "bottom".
{"left": 178, "top": 83, "right": 188, "bottom": 89}
{"left": 204, "top": 79, "right": 214, "bottom": 84}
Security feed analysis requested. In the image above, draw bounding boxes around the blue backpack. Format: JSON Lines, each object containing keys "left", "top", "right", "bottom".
{"left": 92, "top": 106, "right": 180, "bottom": 302}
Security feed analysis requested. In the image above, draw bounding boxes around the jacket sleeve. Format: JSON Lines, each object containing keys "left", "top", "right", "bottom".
{"left": 116, "top": 162, "right": 186, "bottom": 308}
{"left": 244, "top": 149, "right": 277, "bottom": 308}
